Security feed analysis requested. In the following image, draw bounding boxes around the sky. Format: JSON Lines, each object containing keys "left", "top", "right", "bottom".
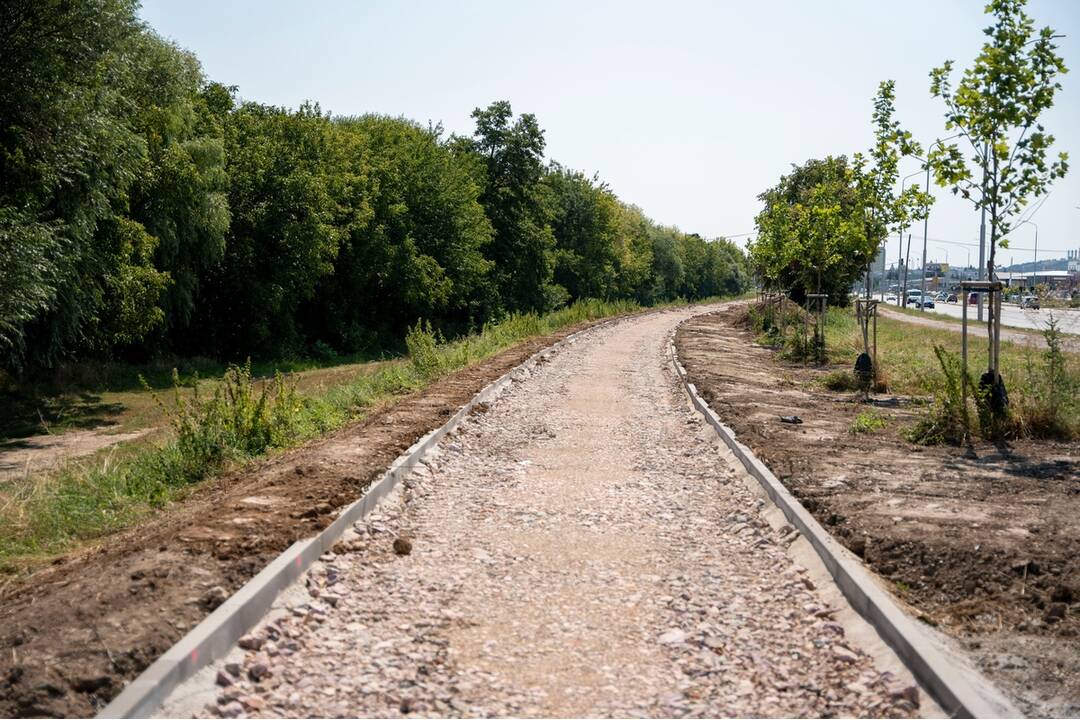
{"left": 140, "top": 0, "right": 1080, "bottom": 271}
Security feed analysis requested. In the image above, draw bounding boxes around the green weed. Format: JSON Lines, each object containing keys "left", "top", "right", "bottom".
{"left": 851, "top": 410, "right": 887, "bottom": 434}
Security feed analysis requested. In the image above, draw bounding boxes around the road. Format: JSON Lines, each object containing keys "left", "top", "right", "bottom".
{"left": 888, "top": 300, "right": 1080, "bottom": 335}
{"left": 175, "top": 308, "right": 920, "bottom": 718}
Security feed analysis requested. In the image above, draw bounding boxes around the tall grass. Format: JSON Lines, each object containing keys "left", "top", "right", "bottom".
{"left": 0, "top": 298, "right": 653, "bottom": 566}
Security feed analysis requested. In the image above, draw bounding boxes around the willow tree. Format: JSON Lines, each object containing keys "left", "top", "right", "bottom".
{"left": 928, "top": 0, "right": 1068, "bottom": 398}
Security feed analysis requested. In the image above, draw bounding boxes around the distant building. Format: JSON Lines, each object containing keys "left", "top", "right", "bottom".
{"left": 997, "top": 270, "right": 1073, "bottom": 288}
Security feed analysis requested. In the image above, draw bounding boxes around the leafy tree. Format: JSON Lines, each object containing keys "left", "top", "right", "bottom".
{"left": 851, "top": 81, "right": 929, "bottom": 300}
{"left": 750, "top": 156, "right": 865, "bottom": 305}
{"left": 197, "top": 102, "right": 342, "bottom": 357}
{"left": 0, "top": 0, "right": 145, "bottom": 365}
{"left": 309, "top": 116, "right": 493, "bottom": 351}
{"left": 928, "top": 0, "right": 1068, "bottom": 380}
{"left": 545, "top": 165, "right": 620, "bottom": 301}
{"left": 456, "top": 101, "right": 557, "bottom": 312}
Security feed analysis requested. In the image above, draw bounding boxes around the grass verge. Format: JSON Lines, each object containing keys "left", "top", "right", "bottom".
{"left": 808, "top": 306, "right": 1080, "bottom": 442}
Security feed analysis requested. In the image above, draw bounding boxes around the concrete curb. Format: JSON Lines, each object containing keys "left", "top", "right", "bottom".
{"left": 667, "top": 321, "right": 1020, "bottom": 719}
{"left": 98, "top": 313, "right": 631, "bottom": 719}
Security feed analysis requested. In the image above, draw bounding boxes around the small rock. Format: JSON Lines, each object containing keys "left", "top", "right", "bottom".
{"left": 219, "top": 701, "right": 245, "bottom": 718}
{"left": 237, "top": 634, "right": 264, "bottom": 651}
{"left": 393, "top": 536, "right": 413, "bottom": 556}
{"left": 248, "top": 662, "right": 270, "bottom": 682}
{"left": 225, "top": 662, "right": 242, "bottom": 677}
{"left": 658, "top": 628, "right": 688, "bottom": 645}
{"left": 1050, "top": 585, "right": 1074, "bottom": 604}
{"left": 215, "top": 670, "right": 233, "bottom": 687}
{"left": 202, "top": 586, "right": 229, "bottom": 610}
{"left": 889, "top": 684, "right": 920, "bottom": 708}
{"left": 832, "top": 645, "right": 859, "bottom": 663}
{"left": 1045, "top": 603, "right": 1067, "bottom": 623}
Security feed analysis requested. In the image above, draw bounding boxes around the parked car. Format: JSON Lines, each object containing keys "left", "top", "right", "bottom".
{"left": 1020, "top": 295, "right": 1040, "bottom": 309}
{"left": 968, "top": 292, "right": 979, "bottom": 305}
{"left": 914, "top": 295, "right": 935, "bottom": 309}
{"left": 885, "top": 294, "right": 898, "bottom": 304}
{"left": 946, "top": 292, "right": 958, "bottom": 303}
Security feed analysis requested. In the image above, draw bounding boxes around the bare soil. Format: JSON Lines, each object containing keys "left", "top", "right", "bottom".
{"left": 675, "top": 306, "right": 1080, "bottom": 718}
{"left": 0, "top": 429, "right": 154, "bottom": 483}
{"left": 0, "top": 321, "right": 605, "bottom": 718}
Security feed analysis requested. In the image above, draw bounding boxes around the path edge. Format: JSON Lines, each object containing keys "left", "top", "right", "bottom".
{"left": 98, "top": 310, "right": 643, "bottom": 719}
{"left": 667, "top": 318, "right": 1020, "bottom": 720}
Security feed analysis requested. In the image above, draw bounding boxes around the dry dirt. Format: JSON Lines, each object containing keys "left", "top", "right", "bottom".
{"left": 0, "top": 429, "right": 154, "bottom": 483}
{"left": 0, "top": 318, "right": 623, "bottom": 718}
{"left": 675, "top": 305, "right": 1080, "bottom": 718}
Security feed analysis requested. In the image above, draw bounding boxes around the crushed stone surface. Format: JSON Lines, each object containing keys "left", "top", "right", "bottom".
{"left": 203, "top": 309, "right": 919, "bottom": 718}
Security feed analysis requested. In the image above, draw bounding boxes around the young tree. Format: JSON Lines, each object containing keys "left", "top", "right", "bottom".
{"left": 928, "top": 0, "right": 1068, "bottom": 390}
{"left": 851, "top": 81, "right": 930, "bottom": 302}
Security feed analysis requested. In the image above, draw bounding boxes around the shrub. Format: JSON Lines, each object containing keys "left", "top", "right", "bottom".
{"left": 851, "top": 410, "right": 887, "bottom": 434}
{"left": 822, "top": 369, "right": 860, "bottom": 392}
{"left": 405, "top": 320, "right": 444, "bottom": 380}
{"left": 908, "top": 345, "right": 973, "bottom": 445}
{"left": 1014, "top": 314, "right": 1079, "bottom": 440}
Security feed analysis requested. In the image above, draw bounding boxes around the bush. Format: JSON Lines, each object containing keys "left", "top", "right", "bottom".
{"left": 1014, "top": 314, "right": 1080, "bottom": 440}
{"left": 151, "top": 362, "right": 303, "bottom": 481}
{"left": 851, "top": 410, "right": 887, "bottom": 434}
{"left": 908, "top": 345, "right": 973, "bottom": 445}
{"left": 405, "top": 320, "right": 444, "bottom": 380}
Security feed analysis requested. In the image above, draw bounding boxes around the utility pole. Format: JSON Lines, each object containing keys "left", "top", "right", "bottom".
{"left": 977, "top": 146, "right": 988, "bottom": 322}
{"left": 902, "top": 234, "right": 913, "bottom": 302}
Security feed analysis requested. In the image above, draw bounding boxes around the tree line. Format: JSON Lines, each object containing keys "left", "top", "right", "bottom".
{"left": 0, "top": 0, "right": 748, "bottom": 373}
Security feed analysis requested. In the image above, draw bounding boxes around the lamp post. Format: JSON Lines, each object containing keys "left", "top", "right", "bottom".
{"left": 898, "top": 170, "right": 923, "bottom": 305}
{"left": 919, "top": 134, "right": 961, "bottom": 311}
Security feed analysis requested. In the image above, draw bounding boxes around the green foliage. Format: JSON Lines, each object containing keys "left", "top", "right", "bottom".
{"left": 851, "top": 410, "right": 887, "bottom": 434}
{"left": 1014, "top": 314, "right": 1080, "bottom": 440}
{"left": 928, "top": 0, "right": 1068, "bottom": 278}
{"left": 0, "top": 298, "right": 646, "bottom": 561}
{"left": 405, "top": 320, "right": 445, "bottom": 380}
{"left": 822, "top": 369, "right": 861, "bottom": 392}
{"left": 750, "top": 156, "right": 866, "bottom": 305}
{"left": 1, "top": 9, "right": 749, "bottom": 374}
{"left": 149, "top": 363, "right": 303, "bottom": 477}
{"left": 907, "top": 345, "right": 973, "bottom": 445}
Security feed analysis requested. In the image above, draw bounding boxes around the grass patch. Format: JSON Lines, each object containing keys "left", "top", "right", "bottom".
{"left": 851, "top": 410, "right": 887, "bottom": 434}
{"left": 766, "top": 301, "right": 1080, "bottom": 443}
{"left": 0, "top": 297, "right": 678, "bottom": 566}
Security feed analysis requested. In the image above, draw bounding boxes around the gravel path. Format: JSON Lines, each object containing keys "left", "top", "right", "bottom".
{"left": 204, "top": 308, "right": 919, "bottom": 718}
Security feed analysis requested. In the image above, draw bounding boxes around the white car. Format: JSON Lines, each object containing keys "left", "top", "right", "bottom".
{"left": 885, "top": 294, "right": 898, "bottom": 304}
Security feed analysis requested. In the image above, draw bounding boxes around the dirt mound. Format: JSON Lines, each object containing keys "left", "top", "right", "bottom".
{"left": 675, "top": 307, "right": 1080, "bottom": 718}
{"left": 0, "top": 319, "right": 611, "bottom": 718}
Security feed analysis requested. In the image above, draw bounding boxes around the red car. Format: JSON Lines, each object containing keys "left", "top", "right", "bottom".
{"left": 968, "top": 292, "right": 979, "bottom": 305}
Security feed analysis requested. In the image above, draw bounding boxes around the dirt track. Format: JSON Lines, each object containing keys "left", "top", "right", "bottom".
{"left": 0, "top": 317, "right": 639, "bottom": 718}
{"left": 162, "top": 307, "right": 921, "bottom": 719}
{"left": 675, "top": 306, "right": 1080, "bottom": 718}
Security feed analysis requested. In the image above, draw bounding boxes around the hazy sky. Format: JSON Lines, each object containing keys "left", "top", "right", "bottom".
{"left": 140, "top": 0, "right": 1080, "bottom": 269}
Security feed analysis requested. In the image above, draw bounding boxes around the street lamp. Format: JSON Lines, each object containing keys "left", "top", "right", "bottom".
{"left": 898, "top": 170, "right": 923, "bottom": 305}
{"left": 919, "top": 133, "right": 962, "bottom": 311}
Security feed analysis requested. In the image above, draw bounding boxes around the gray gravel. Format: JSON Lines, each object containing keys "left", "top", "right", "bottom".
{"left": 203, "top": 309, "right": 919, "bottom": 718}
